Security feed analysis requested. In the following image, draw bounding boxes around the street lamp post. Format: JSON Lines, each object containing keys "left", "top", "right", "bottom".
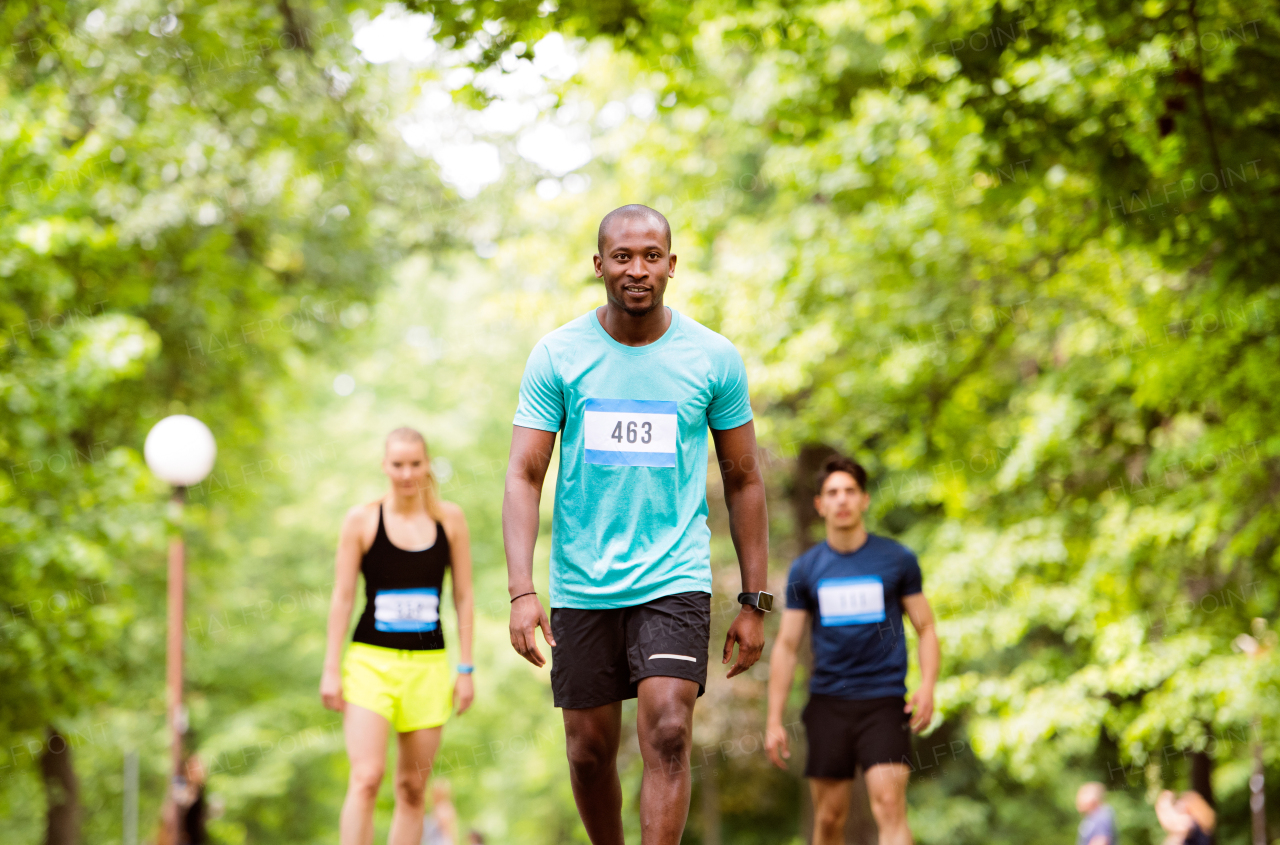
{"left": 144, "top": 415, "right": 216, "bottom": 845}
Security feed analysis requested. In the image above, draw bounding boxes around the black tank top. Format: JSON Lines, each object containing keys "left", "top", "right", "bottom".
{"left": 351, "top": 504, "right": 450, "bottom": 651}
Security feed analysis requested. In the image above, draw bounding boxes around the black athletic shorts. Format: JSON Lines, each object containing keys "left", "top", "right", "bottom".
{"left": 802, "top": 694, "right": 913, "bottom": 779}
{"left": 549, "top": 591, "right": 711, "bottom": 710}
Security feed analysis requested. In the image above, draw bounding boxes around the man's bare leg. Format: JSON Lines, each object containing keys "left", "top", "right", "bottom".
{"left": 636, "top": 676, "right": 699, "bottom": 845}
{"left": 810, "top": 778, "right": 853, "bottom": 845}
{"left": 563, "top": 702, "right": 625, "bottom": 845}
{"left": 865, "top": 763, "right": 913, "bottom": 845}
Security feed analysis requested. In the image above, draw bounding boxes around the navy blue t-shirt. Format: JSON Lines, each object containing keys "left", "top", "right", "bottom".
{"left": 785, "top": 534, "right": 923, "bottom": 700}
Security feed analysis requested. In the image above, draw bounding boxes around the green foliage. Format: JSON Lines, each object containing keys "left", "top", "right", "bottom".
{"left": 4, "top": 0, "right": 1279, "bottom": 843}
{"left": 0, "top": 0, "right": 451, "bottom": 837}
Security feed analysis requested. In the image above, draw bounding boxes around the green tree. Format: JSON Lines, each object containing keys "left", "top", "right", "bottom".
{"left": 0, "top": 0, "right": 458, "bottom": 838}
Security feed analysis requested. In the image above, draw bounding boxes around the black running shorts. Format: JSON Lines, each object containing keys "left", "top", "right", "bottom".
{"left": 802, "top": 694, "right": 913, "bottom": 779}
{"left": 549, "top": 591, "right": 711, "bottom": 709}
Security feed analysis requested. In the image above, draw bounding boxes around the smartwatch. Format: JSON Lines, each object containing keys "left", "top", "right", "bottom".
{"left": 737, "top": 591, "right": 774, "bottom": 612}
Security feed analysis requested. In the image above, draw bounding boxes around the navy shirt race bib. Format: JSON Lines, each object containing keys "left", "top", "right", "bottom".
{"left": 816, "top": 576, "right": 886, "bottom": 625}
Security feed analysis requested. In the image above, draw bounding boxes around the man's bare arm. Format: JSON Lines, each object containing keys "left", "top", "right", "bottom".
{"left": 710, "top": 420, "right": 769, "bottom": 678}
{"left": 765, "top": 609, "right": 808, "bottom": 768}
{"left": 902, "top": 592, "right": 939, "bottom": 732}
{"left": 502, "top": 425, "right": 558, "bottom": 666}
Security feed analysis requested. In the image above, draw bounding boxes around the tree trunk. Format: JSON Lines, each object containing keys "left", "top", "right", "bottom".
{"left": 791, "top": 444, "right": 832, "bottom": 556}
{"left": 1190, "top": 748, "right": 1214, "bottom": 807}
{"left": 39, "top": 725, "right": 80, "bottom": 845}
{"left": 794, "top": 442, "right": 826, "bottom": 844}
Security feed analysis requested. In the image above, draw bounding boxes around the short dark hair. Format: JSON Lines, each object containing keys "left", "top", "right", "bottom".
{"left": 597, "top": 204, "right": 671, "bottom": 254}
{"left": 815, "top": 454, "right": 868, "bottom": 495}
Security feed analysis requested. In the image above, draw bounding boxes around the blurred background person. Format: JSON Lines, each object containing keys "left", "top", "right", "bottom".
{"left": 174, "top": 752, "right": 208, "bottom": 845}
{"left": 765, "top": 455, "right": 938, "bottom": 845}
{"left": 1075, "top": 781, "right": 1115, "bottom": 845}
{"left": 1156, "top": 789, "right": 1215, "bottom": 845}
{"left": 321, "top": 428, "right": 476, "bottom": 845}
{"left": 421, "top": 778, "right": 458, "bottom": 845}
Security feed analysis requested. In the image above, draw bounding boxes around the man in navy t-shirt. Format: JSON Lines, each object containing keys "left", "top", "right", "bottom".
{"left": 765, "top": 455, "right": 940, "bottom": 845}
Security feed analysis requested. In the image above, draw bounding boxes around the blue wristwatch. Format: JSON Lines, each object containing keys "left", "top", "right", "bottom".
{"left": 457, "top": 664, "right": 474, "bottom": 675}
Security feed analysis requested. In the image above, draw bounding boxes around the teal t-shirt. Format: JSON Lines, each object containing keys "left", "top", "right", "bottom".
{"left": 513, "top": 307, "right": 754, "bottom": 609}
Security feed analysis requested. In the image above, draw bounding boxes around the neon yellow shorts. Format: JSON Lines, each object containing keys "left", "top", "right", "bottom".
{"left": 342, "top": 643, "right": 452, "bottom": 732}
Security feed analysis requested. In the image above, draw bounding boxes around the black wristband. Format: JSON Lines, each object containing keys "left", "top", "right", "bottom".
{"left": 510, "top": 591, "right": 538, "bottom": 603}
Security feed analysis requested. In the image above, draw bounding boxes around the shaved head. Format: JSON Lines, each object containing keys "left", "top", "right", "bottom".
{"left": 597, "top": 204, "right": 671, "bottom": 254}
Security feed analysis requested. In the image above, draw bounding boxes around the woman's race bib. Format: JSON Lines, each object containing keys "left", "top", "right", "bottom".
{"left": 373, "top": 588, "right": 440, "bottom": 633}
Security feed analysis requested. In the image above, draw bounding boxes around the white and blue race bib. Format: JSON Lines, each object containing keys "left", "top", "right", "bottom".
{"left": 583, "top": 398, "right": 678, "bottom": 467}
{"left": 373, "top": 588, "right": 440, "bottom": 633}
{"left": 816, "top": 576, "right": 885, "bottom": 626}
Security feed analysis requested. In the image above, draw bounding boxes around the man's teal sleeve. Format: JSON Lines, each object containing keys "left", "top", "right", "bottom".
{"left": 513, "top": 342, "right": 564, "bottom": 432}
{"left": 707, "top": 344, "right": 753, "bottom": 430}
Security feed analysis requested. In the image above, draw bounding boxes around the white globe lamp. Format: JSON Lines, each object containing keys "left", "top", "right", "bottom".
{"left": 145, "top": 415, "right": 217, "bottom": 487}
{"left": 143, "top": 413, "right": 214, "bottom": 844}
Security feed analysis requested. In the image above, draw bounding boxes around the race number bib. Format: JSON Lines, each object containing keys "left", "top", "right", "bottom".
{"left": 373, "top": 588, "right": 440, "bottom": 633}
{"left": 583, "top": 398, "right": 678, "bottom": 467}
{"left": 816, "top": 577, "right": 885, "bottom": 626}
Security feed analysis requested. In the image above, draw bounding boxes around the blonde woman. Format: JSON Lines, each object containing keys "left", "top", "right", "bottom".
{"left": 321, "top": 428, "right": 474, "bottom": 845}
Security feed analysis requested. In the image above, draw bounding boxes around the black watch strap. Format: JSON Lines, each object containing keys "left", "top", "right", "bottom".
{"left": 737, "top": 591, "right": 775, "bottom": 612}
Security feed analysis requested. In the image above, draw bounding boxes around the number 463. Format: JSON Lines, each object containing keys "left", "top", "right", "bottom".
{"left": 611, "top": 420, "right": 652, "bottom": 444}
